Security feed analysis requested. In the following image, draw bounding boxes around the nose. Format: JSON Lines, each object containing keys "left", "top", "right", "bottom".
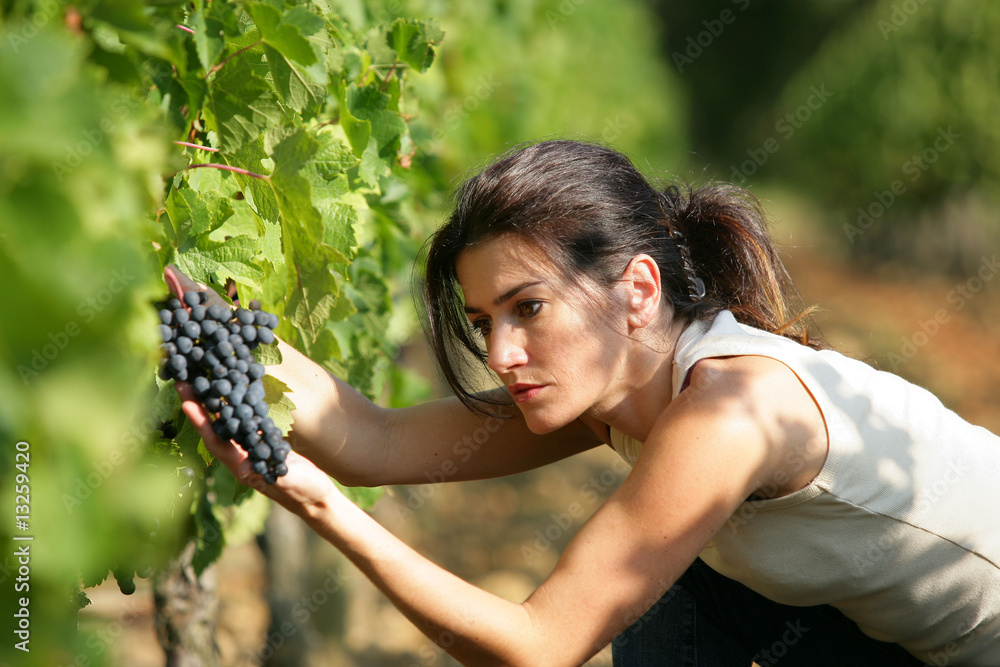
{"left": 486, "top": 322, "right": 528, "bottom": 375}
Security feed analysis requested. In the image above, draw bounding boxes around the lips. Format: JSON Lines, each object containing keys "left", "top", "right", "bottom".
{"left": 508, "top": 383, "right": 544, "bottom": 403}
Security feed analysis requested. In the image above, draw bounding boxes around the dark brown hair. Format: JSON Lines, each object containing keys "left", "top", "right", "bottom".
{"left": 422, "top": 140, "right": 820, "bottom": 412}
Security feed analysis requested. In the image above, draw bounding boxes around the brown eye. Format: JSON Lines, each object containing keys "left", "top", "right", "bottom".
{"left": 517, "top": 301, "right": 542, "bottom": 318}
{"left": 472, "top": 318, "right": 492, "bottom": 336}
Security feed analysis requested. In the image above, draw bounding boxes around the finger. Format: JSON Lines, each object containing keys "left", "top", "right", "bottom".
{"left": 162, "top": 265, "right": 230, "bottom": 309}
{"left": 177, "top": 383, "right": 248, "bottom": 471}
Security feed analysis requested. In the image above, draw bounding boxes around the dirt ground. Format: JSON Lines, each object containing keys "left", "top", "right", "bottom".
{"left": 79, "top": 214, "right": 1000, "bottom": 666}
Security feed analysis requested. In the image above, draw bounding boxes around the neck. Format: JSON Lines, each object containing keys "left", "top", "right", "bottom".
{"left": 586, "top": 317, "right": 688, "bottom": 442}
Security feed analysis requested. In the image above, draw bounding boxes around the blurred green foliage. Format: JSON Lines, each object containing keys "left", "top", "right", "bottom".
{"left": 651, "top": 0, "right": 999, "bottom": 272}
{"left": 769, "top": 0, "right": 1000, "bottom": 271}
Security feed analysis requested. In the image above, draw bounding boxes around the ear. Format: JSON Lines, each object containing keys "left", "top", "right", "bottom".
{"left": 621, "top": 254, "right": 662, "bottom": 330}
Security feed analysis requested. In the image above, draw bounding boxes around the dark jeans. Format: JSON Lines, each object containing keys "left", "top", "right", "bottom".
{"left": 611, "top": 559, "right": 927, "bottom": 667}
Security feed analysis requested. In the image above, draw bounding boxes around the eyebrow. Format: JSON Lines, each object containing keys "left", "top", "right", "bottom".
{"left": 464, "top": 281, "right": 544, "bottom": 314}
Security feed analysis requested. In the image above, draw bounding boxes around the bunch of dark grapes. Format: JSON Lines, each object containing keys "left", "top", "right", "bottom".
{"left": 157, "top": 290, "right": 290, "bottom": 484}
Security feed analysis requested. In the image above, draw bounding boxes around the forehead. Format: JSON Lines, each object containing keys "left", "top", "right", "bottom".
{"left": 455, "top": 235, "right": 560, "bottom": 299}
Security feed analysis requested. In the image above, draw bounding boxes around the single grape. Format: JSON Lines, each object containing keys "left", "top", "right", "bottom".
{"left": 212, "top": 379, "right": 232, "bottom": 396}
{"left": 229, "top": 386, "right": 247, "bottom": 406}
{"left": 162, "top": 342, "right": 178, "bottom": 357}
{"left": 253, "top": 401, "right": 269, "bottom": 418}
{"left": 183, "top": 291, "right": 200, "bottom": 307}
{"left": 249, "top": 300, "right": 261, "bottom": 311}
{"left": 212, "top": 328, "right": 228, "bottom": 344}
{"left": 252, "top": 460, "right": 269, "bottom": 475}
{"left": 200, "top": 319, "right": 218, "bottom": 337}
{"left": 254, "top": 311, "right": 269, "bottom": 327}
{"left": 271, "top": 444, "right": 289, "bottom": 462}
{"left": 263, "top": 471, "right": 278, "bottom": 485}
{"left": 176, "top": 336, "right": 193, "bottom": 354}
{"left": 272, "top": 462, "right": 288, "bottom": 477}
{"left": 224, "top": 418, "right": 241, "bottom": 439}
{"left": 248, "top": 363, "right": 265, "bottom": 380}
{"left": 220, "top": 405, "right": 235, "bottom": 420}
{"left": 227, "top": 322, "right": 241, "bottom": 335}
{"left": 192, "top": 376, "right": 211, "bottom": 395}
{"left": 169, "top": 298, "right": 183, "bottom": 310}
{"left": 252, "top": 443, "right": 271, "bottom": 461}
{"left": 159, "top": 309, "right": 173, "bottom": 325}
{"left": 236, "top": 308, "right": 255, "bottom": 325}
{"left": 223, "top": 355, "right": 239, "bottom": 370}
{"left": 205, "top": 397, "right": 222, "bottom": 413}
{"left": 257, "top": 328, "right": 275, "bottom": 345}
{"left": 199, "top": 291, "right": 210, "bottom": 304}
{"left": 174, "top": 308, "right": 190, "bottom": 324}
{"left": 168, "top": 355, "right": 186, "bottom": 371}
{"left": 235, "top": 359, "right": 249, "bottom": 373}
{"left": 265, "top": 429, "right": 282, "bottom": 446}
{"left": 216, "top": 340, "right": 234, "bottom": 357}
{"left": 159, "top": 325, "right": 174, "bottom": 343}
{"left": 190, "top": 304, "right": 206, "bottom": 322}
{"left": 207, "top": 304, "right": 229, "bottom": 321}
{"left": 182, "top": 321, "right": 200, "bottom": 339}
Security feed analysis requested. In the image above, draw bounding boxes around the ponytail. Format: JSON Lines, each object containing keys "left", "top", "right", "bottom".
{"left": 660, "top": 183, "right": 823, "bottom": 349}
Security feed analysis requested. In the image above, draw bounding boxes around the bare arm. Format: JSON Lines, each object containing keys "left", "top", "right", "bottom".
{"left": 268, "top": 360, "right": 788, "bottom": 666}
{"left": 164, "top": 266, "right": 602, "bottom": 487}
{"left": 186, "top": 358, "right": 808, "bottom": 666}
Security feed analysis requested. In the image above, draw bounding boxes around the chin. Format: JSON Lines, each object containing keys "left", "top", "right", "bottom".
{"left": 521, "top": 409, "right": 576, "bottom": 435}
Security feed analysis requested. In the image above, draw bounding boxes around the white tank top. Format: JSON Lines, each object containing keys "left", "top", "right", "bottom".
{"left": 608, "top": 310, "right": 1000, "bottom": 665}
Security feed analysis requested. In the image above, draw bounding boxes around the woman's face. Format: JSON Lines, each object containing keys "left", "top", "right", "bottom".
{"left": 455, "top": 235, "right": 632, "bottom": 434}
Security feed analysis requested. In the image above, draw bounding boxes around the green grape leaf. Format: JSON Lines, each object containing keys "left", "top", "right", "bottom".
{"left": 172, "top": 234, "right": 264, "bottom": 290}
{"left": 191, "top": 9, "right": 225, "bottom": 72}
{"left": 387, "top": 18, "right": 444, "bottom": 73}
{"left": 345, "top": 83, "right": 407, "bottom": 151}
{"left": 227, "top": 137, "right": 279, "bottom": 224}
{"left": 335, "top": 481, "right": 384, "bottom": 510}
{"left": 313, "top": 128, "right": 359, "bottom": 178}
{"left": 262, "top": 375, "right": 296, "bottom": 436}
{"left": 192, "top": 488, "right": 224, "bottom": 575}
{"left": 252, "top": 340, "right": 283, "bottom": 366}
{"left": 247, "top": 3, "right": 318, "bottom": 66}
{"left": 204, "top": 53, "right": 281, "bottom": 153}
{"left": 165, "top": 182, "right": 235, "bottom": 244}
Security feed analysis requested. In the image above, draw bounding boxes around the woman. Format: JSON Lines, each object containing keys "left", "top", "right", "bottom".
{"left": 165, "top": 140, "right": 1000, "bottom": 666}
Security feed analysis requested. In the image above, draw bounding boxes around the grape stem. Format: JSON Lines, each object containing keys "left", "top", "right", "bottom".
{"left": 185, "top": 164, "right": 268, "bottom": 180}
{"left": 173, "top": 141, "right": 219, "bottom": 152}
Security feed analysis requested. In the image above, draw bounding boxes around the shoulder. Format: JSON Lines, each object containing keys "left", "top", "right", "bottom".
{"left": 660, "top": 354, "right": 829, "bottom": 498}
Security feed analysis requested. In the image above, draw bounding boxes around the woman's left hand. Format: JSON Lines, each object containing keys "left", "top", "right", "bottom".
{"left": 177, "top": 382, "right": 343, "bottom": 516}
